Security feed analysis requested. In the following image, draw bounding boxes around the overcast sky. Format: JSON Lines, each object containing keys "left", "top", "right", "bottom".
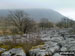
{"left": 0, "top": 0, "right": 75, "bottom": 20}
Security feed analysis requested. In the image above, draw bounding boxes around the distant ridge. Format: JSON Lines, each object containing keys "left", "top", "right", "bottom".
{"left": 0, "top": 9, "right": 64, "bottom": 23}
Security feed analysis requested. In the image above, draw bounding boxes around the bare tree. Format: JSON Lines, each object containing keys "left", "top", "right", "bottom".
{"left": 56, "top": 17, "right": 75, "bottom": 28}
{"left": 39, "top": 18, "right": 54, "bottom": 30}
{"left": 7, "top": 10, "right": 36, "bottom": 34}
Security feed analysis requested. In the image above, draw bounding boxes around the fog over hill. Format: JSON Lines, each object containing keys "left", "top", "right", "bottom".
{"left": 0, "top": 9, "right": 65, "bottom": 23}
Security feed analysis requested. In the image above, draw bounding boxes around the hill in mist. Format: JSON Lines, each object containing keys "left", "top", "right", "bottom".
{"left": 0, "top": 9, "right": 64, "bottom": 23}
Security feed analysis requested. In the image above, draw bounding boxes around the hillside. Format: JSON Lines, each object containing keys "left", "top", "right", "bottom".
{"left": 0, "top": 9, "right": 64, "bottom": 23}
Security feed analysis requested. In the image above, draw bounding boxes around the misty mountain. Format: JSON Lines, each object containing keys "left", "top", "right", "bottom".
{"left": 0, "top": 9, "right": 64, "bottom": 23}
{"left": 25, "top": 9, "right": 64, "bottom": 23}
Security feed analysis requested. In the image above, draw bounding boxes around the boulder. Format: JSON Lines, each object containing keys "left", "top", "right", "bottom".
{"left": 1, "top": 48, "right": 26, "bottom": 56}
{"left": 53, "top": 53, "right": 61, "bottom": 56}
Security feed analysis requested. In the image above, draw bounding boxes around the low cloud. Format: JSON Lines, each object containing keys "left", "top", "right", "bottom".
{"left": 56, "top": 8, "right": 75, "bottom": 21}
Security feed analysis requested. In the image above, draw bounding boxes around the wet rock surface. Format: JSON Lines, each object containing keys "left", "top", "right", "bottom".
{"left": 29, "top": 28, "right": 75, "bottom": 56}
{"left": 1, "top": 48, "right": 26, "bottom": 56}
{"left": 0, "top": 28, "right": 75, "bottom": 56}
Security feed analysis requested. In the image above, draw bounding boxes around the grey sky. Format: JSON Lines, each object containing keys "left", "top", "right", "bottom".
{"left": 0, "top": 0, "right": 75, "bottom": 9}
{"left": 0, "top": 0, "right": 75, "bottom": 20}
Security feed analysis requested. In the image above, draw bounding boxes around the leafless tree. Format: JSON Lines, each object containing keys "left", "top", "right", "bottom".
{"left": 39, "top": 18, "right": 54, "bottom": 30}
{"left": 7, "top": 10, "right": 36, "bottom": 34}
